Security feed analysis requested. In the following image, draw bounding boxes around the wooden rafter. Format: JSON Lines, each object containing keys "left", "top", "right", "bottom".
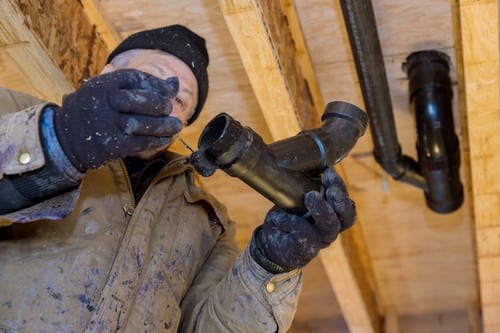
{"left": 81, "top": 0, "right": 122, "bottom": 50}
{"left": 0, "top": 0, "right": 109, "bottom": 102}
{"left": 219, "top": 0, "right": 316, "bottom": 138}
{"left": 219, "top": 0, "right": 381, "bottom": 332}
{"left": 452, "top": 0, "right": 500, "bottom": 332}
{"left": 0, "top": 0, "right": 72, "bottom": 101}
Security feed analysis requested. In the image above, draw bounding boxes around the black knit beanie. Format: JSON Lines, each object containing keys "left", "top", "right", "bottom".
{"left": 107, "top": 25, "right": 209, "bottom": 125}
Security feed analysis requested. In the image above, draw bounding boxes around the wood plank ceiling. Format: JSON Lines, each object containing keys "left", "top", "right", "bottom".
{"left": 1, "top": 0, "right": 499, "bottom": 332}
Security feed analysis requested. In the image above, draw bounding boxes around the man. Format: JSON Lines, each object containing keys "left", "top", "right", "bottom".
{"left": 0, "top": 25, "right": 355, "bottom": 332}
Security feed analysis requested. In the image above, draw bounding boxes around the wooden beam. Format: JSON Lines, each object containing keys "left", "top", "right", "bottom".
{"left": 0, "top": 0, "right": 72, "bottom": 101}
{"left": 219, "top": 0, "right": 310, "bottom": 140}
{"left": 468, "top": 301, "right": 481, "bottom": 333}
{"left": 384, "top": 307, "right": 399, "bottom": 333}
{"left": 257, "top": 0, "right": 323, "bottom": 128}
{"left": 279, "top": 0, "right": 325, "bottom": 120}
{"left": 319, "top": 208, "right": 381, "bottom": 333}
{"left": 81, "top": 0, "right": 121, "bottom": 50}
{"left": 0, "top": 0, "right": 109, "bottom": 102}
{"left": 219, "top": 1, "right": 381, "bottom": 332}
{"left": 452, "top": 1, "right": 500, "bottom": 332}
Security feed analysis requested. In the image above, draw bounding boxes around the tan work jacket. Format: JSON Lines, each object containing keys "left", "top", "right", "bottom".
{"left": 0, "top": 88, "right": 302, "bottom": 332}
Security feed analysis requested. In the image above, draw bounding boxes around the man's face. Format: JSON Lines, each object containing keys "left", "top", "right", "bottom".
{"left": 101, "top": 49, "right": 198, "bottom": 159}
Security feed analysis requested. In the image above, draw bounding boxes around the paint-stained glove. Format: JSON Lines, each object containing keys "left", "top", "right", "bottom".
{"left": 53, "top": 69, "right": 182, "bottom": 172}
{"left": 250, "top": 167, "right": 356, "bottom": 273}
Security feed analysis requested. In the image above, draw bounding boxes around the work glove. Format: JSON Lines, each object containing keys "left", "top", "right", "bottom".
{"left": 250, "top": 167, "right": 356, "bottom": 274}
{"left": 53, "top": 69, "right": 182, "bottom": 172}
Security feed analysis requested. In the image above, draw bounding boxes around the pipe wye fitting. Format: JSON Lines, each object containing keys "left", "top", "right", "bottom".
{"left": 194, "top": 102, "right": 367, "bottom": 213}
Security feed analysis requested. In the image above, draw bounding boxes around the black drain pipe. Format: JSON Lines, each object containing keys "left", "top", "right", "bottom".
{"left": 403, "top": 50, "right": 463, "bottom": 213}
{"left": 339, "top": 0, "right": 463, "bottom": 213}
{"left": 339, "top": 0, "right": 425, "bottom": 189}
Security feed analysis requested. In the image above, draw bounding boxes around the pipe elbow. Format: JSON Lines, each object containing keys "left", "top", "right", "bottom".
{"left": 375, "top": 152, "right": 426, "bottom": 190}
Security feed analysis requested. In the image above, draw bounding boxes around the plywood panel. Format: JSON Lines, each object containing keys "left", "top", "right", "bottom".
{"left": 16, "top": 0, "right": 108, "bottom": 86}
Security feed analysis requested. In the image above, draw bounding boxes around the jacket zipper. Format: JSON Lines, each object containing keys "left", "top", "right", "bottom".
{"left": 119, "top": 159, "right": 136, "bottom": 215}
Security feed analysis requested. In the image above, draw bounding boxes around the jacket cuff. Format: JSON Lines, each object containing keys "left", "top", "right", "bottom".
{"left": 40, "top": 107, "right": 84, "bottom": 183}
{"left": 0, "top": 103, "right": 47, "bottom": 179}
{"left": 239, "top": 244, "right": 303, "bottom": 331}
{"left": 6, "top": 107, "right": 83, "bottom": 202}
{"left": 249, "top": 228, "right": 294, "bottom": 274}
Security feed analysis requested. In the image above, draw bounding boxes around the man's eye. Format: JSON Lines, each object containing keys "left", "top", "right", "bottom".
{"left": 175, "top": 96, "right": 185, "bottom": 107}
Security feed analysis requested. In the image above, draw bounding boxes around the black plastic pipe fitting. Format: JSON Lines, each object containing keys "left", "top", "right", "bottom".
{"left": 403, "top": 50, "right": 464, "bottom": 213}
{"left": 192, "top": 101, "right": 367, "bottom": 214}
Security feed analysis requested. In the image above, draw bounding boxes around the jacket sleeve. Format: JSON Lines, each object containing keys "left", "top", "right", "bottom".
{"left": 0, "top": 88, "right": 82, "bottom": 225}
{"left": 180, "top": 219, "right": 303, "bottom": 332}
{"left": 0, "top": 102, "right": 48, "bottom": 179}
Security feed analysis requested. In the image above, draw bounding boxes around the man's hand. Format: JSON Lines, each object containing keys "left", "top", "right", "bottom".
{"left": 53, "top": 69, "right": 182, "bottom": 171}
{"left": 251, "top": 167, "right": 356, "bottom": 273}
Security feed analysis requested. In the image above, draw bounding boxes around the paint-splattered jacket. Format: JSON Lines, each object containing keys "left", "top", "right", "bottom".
{"left": 0, "top": 88, "right": 302, "bottom": 332}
